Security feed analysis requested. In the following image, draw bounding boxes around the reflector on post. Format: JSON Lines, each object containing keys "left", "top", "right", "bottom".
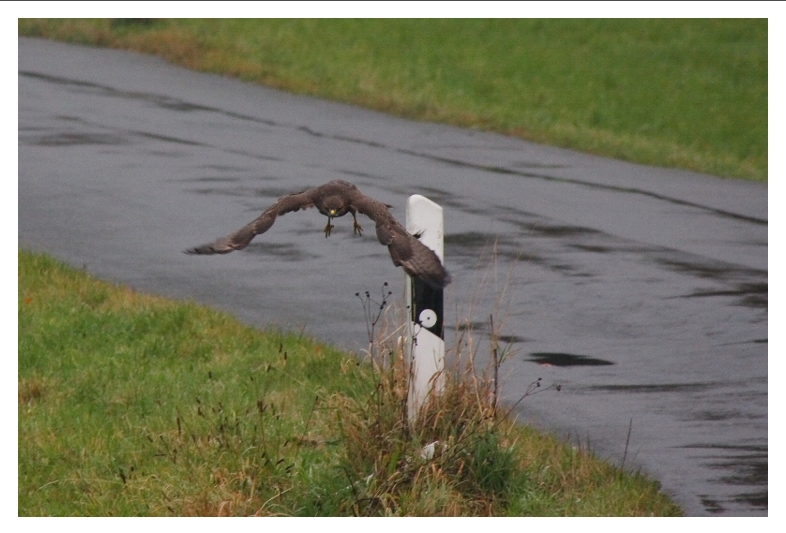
{"left": 405, "top": 194, "right": 445, "bottom": 422}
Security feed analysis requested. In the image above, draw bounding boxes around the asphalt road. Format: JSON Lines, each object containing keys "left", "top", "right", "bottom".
{"left": 18, "top": 37, "right": 767, "bottom": 516}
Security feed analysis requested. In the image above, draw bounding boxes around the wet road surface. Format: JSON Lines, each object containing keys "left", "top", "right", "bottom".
{"left": 18, "top": 38, "right": 767, "bottom": 516}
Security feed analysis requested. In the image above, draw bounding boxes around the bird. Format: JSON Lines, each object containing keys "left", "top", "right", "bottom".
{"left": 185, "top": 179, "right": 451, "bottom": 288}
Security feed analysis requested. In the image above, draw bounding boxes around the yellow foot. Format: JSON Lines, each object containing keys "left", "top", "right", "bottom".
{"left": 353, "top": 221, "right": 363, "bottom": 236}
{"left": 324, "top": 222, "right": 334, "bottom": 238}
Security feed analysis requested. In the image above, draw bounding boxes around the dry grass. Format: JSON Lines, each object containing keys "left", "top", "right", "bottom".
{"left": 327, "top": 294, "right": 680, "bottom": 516}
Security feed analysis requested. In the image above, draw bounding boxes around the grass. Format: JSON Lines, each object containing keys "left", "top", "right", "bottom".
{"left": 18, "top": 250, "right": 364, "bottom": 516}
{"left": 18, "top": 249, "right": 682, "bottom": 515}
{"left": 18, "top": 18, "right": 767, "bottom": 181}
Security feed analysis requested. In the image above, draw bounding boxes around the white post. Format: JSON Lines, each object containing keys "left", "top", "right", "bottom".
{"left": 405, "top": 194, "right": 446, "bottom": 422}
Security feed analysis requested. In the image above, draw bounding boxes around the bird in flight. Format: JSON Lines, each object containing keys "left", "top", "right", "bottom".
{"left": 185, "top": 179, "right": 451, "bottom": 288}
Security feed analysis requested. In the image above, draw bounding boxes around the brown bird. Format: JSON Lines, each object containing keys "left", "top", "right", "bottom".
{"left": 185, "top": 180, "right": 451, "bottom": 288}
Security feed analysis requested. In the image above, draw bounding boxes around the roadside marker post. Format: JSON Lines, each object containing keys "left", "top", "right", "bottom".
{"left": 405, "top": 194, "right": 446, "bottom": 422}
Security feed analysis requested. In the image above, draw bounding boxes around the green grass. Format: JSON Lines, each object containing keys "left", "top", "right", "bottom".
{"left": 18, "top": 18, "right": 766, "bottom": 181}
{"left": 18, "top": 250, "right": 367, "bottom": 516}
{"left": 18, "top": 249, "right": 682, "bottom": 516}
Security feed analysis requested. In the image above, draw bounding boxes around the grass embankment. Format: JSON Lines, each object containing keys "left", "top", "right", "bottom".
{"left": 18, "top": 250, "right": 682, "bottom": 516}
{"left": 19, "top": 18, "right": 766, "bottom": 181}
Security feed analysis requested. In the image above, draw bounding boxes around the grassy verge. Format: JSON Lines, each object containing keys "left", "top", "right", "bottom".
{"left": 18, "top": 18, "right": 766, "bottom": 181}
{"left": 18, "top": 250, "right": 682, "bottom": 516}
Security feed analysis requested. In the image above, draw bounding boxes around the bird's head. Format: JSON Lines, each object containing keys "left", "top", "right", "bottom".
{"left": 322, "top": 196, "right": 346, "bottom": 217}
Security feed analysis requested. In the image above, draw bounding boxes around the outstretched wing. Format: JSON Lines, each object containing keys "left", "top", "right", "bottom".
{"left": 350, "top": 191, "right": 451, "bottom": 288}
{"left": 185, "top": 188, "right": 319, "bottom": 255}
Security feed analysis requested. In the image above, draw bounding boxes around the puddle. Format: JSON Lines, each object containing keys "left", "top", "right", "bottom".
{"left": 527, "top": 352, "right": 615, "bottom": 367}
{"left": 496, "top": 334, "right": 531, "bottom": 344}
{"left": 587, "top": 382, "right": 716, "bottom": 393}
{"left": 244, "top": 242, "right": 320, "bottom": 260}
{"left": 689, "top": 443, "right": 768, "bottom": 512}
{"left": 20, "top": 132, "right": 129, "bottom": 146}
{"left": 683, "top": 282, "right": 768, "bottom": 309}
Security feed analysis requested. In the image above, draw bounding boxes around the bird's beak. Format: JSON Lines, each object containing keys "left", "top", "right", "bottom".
{"left": 329, "top": 209, "right": 337, "bottom": 216}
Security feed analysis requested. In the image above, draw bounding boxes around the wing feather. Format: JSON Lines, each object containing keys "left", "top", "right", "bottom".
{"left": 184, "top": 188, "right": 317, "bottom": 255}
{"left": 350, "top": 190, "right": 450, "bottom": 287}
